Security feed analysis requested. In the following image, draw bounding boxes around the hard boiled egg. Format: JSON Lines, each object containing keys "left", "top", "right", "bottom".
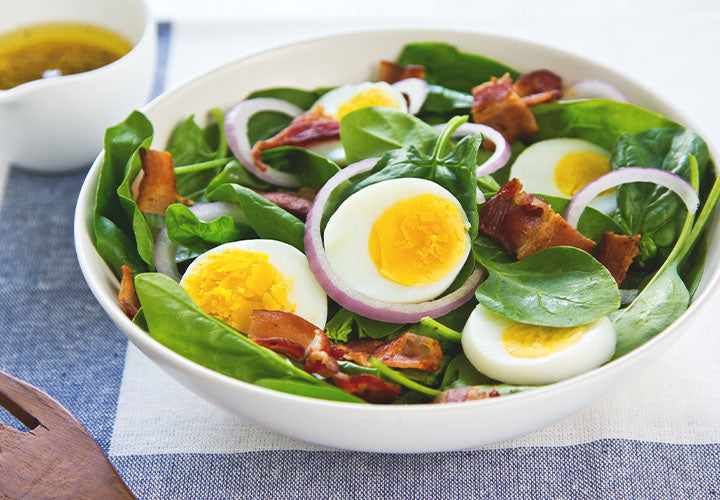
{"left": 461, "top": 305, "right": 616, "bottom": 385}
{"left": 306, "top": 81, "right": 408, "bottom": 163}
{"left": 510, "top": 138, "right": 616, "bottom": 215}
{"left": 323, "top": 178, "right": 471, "bottom": 303}
{"left": 180, "top": 239, "right": 327, "bottom": 332}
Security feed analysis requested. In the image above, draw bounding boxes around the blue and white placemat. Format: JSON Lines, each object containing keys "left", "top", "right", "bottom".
{"left": 2, "top": 7, "right": 720, "bottom": 498}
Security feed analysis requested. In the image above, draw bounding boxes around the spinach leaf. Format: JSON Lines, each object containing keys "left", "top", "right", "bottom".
{"left": 204, "top": 159, "right": 271, "bottom": 193}
{"left": 611, "top": 128, "right": 710, "bottom": 262}
{"left": 246, "top": 111, "right": 294, "bottom": 145}
{"left": 165, "top": 203, "right": 253, "bottom": 254}
{"left": 339, "top": 106, "right": 438, "bottom": 164}
{"left": 246, "top": 87, "right": 320, "bottom": 110}
{"left": 474, "top": 246, "right": 620, "bottom": 327}
{"left": 93, "top": 111, "right": 154, "bottom": 277}
{"left": 369, "top": 358, "right": 440, "bottom": 397}
{"left": 531, "top": 99, "right": 677, "bottom": 150}
{"left": 325, "top": 308, "right": 355, "bottom": 343}
{"left": 135, "top": 273, "right": 362, "bottom": 403}
{"left": 396, "top": 42, "right": 519, "bottom": 93}
{"left": 206, "top": 184, "right": 305, "bottom": 251}
{"left": 417, "top": 84, "right": 473, "bottom": 123}
{"left": 440, "top": 354, "right": 533, "bottom": 395}
{"left": 261, "top": 146, "right": 340, "bottom": 188}
{"left": 355, "top": 314, "right": 405, "bottom": 340}
{"left": 472, "top": 234, "right": 513, "bottom": 264}
{"left": 541, "top": 194, "right": 624, "bottom": 242}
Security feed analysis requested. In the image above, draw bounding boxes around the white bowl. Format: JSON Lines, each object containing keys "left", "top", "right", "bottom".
{"left": 0, "top": 0, "right": 156, "bottom": 172}
{"left": 74, "top": 29, "right": 720, "bottom": 453}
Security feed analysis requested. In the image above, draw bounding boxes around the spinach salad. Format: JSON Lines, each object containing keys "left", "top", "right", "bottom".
{"left": 93, "top": 42, "right": 719, "bottom": 404}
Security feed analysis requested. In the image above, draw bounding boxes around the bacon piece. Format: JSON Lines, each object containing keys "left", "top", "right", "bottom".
{"left": 374, "top": 333, "right": 443, "bottom": 372}
{"left": 135, "top": 148, "right": 191, "bottom": 215}
{"left": 250, "top": 109, "right": 340, "bottom": 172}
{"left": 479, "top": 178, "right": 596, "bottom": 259}
{"left": 330, "top": 339, "right": 385, "bottom": 367}
{"left": 471, "top": 74, "right": 539, "bottom": 143}
{"left": 248, "top": 310, "right": 320, "bottom": 358}
{"left": 434, "top": 387, "right": 500, "bottom": 404}
{"left": 513, "top": 69, "right": 563, "bottom": 105}
{"left": 378, "top": 60, "right": 426, "bottom": 84}
{"left": 256, "top": 191, "right": 312, "bottom": 219}
{"left": 593, "top": 231, "right": 641, "bottom": 285}
{"left": 118, "top": 265, "right": 140, "bottom": 319}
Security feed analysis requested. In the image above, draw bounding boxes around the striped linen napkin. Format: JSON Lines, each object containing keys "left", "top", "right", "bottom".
{"left": 2, "top": 12, "right": 720, "bottom": 498}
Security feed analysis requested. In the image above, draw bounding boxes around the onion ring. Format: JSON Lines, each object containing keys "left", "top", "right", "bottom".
{"left": 432, "top": 122, "right": 511, "bottom": 177}
{"left": 225, "top": 97, "right": 304, "bottom": 187}
{"left": 564, "top": 167, "right": 699, "bottom": 228}
{"left": 392, "top": 78, "right": 429, "bottom": 115}
{"left": 304, "top": 158, "right": 484, "bottom": 323}
{"left": 154, "top": 202, "right": 247, "bottom": 281}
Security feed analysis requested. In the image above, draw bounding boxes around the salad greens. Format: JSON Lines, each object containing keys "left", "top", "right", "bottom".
{"left": 91, "top": 41, "right": 718, "bottom": 405}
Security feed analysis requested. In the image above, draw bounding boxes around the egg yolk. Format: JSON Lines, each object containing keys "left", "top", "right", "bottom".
{"left": 553, "top": 151, "right": 611, "bottom": 196}
{"left": 182, "top": 249, "right": 294, "bottom": 333}
{"left": 368, "top": 193, "right": 468, "bottom": 286}
{"left": 502, "top": 323, "right": 585, "bottom": 358}
{"left": 335, "top": 87, "right": 400, "bottom": 121}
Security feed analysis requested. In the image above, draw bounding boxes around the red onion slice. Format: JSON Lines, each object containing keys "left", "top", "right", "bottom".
{"left": 432, "top": 123, "right": 511, "bottom": 178}
{"left": 154, "top": 202, "right": 247, "bottom": 281}
{"left": 564, "top": 167, "right": 699, "bottom": 228}
{"left": 304, "top": 158, "right": 484, "bottom": 323}
{"left": 563, "top": 80, "right": 628, "bottom": 102}
{"left": 392, "top": 78, "right": 429, "bottom": 115}
{"left": 225, "top": 97, "right": 304, "bottom": 188}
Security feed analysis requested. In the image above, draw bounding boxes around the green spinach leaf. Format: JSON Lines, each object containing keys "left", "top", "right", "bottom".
{"left": 325, "top": 308, "right": 355, "bottom": 343}
{"left": 261, "top": 146, "right": 340, "bottom": 188}
{"left": 474, "top": 246, "right": 620, "bottom": 327}
{"left": 165, "top": 203, "right": 253, "bottom": 254}
{"left": 541, "top": 194, "right": 624, "bottom": 242}
{"left": 440, "top": 354, "right": 533, "bottom": 395}
{"left": 205, "top": 159, "right": 271, "bottom": 193}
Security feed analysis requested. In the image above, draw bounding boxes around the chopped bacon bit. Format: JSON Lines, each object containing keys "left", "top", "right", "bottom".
{"left": 593, "top": 231, "right": 641, "bottom": 285}
{"left": 294, "top": 186, "right": 318, "bottom": 202}
{"left": 471, "top": 74, "right": 539, "bottom": 143}
{"left": 305, "top": 330, "right": 341, "bottom": 378}
{"left": 118, "top": 265, "right": 140, "bottom": 319}
{"left": 330, "top": 339, "right": 385, "bottom": 367}
{"left": 377, "top": 60, "right": 426, "bottom": 84}
{"left": 479, "top": 178, "right": 596, "bottom": 259}
{"left": 513, "top": 69, "right": 563, "bottom": 104}
{"left": 256, "top": 191, "right": 312, "bottom": 219}
{"left": 135, "top": 148, "right": 192, "bottom": 215}
{"left": 250, "top": 109, "right": 340, "bottom": 172}
{"left": 252, "top": 338, "right": 307, "bottom": 360}
{"left": 373, "top": 333, "right": 443, "bottom": 372}
{"left": 434, "top": 387, "right": 500, "bottom": 404}
{"left": 248, "top": 310, "right": 320, "bottom": 355}
{"left": 333, "top": 373, "right": 402, "bottom": 404}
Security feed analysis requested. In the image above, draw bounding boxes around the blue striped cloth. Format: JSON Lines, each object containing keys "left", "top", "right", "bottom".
{"left": 1, "top": 22, "right": 719, "bottom": 500}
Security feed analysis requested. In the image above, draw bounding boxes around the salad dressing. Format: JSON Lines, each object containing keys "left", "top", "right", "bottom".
{"left": 0, "top": 22, "right": 132, "bottom": 90}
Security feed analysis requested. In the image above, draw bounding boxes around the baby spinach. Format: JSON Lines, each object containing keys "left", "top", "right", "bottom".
{"left": 246, "top": 111, "right": 294, "bottom": 145}
{"left": 325, "top": 308, "right": 355, "bottom": 343}
{"left": 204, "top": 159, "right": 271, "bottom": 193}
{"left": 355, "top": 314, "right": 405, "bottom": 340}
{"left": 474, "top": 246, "right": 620, "bottom": 327}
{"left": 396, "top": 42, "right": 519, "bottom": 93}
{"left": 531, "top": 99, "right": 677, "bottom": 150}
{"left": 611, "top": 128, "right": 710, "bottom": 263}
{"left": 164, "top": 203, "right": 253, "bottom": 254}
{"left": 541, "top": 194, "right": 624, "bottom": 242}
{"left": 206, "top": 184, "right": 305, "bottom": 251}
{"left": 135, "top": 273, "right": 362, "bottom": 403}
{"left": 339, "top": 106, "right": 438, "bottom": 163}
{"left": 261, "top": 146, "right": 340, "bottom": 188}
{"left": 417, "top": 84, "right": 473, "bottom": 123}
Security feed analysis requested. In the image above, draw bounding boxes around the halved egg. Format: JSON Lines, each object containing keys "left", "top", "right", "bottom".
{"left": 180, "top": 239, "right": 327, "bottom": 332}
{"left": 306, "top": 81, "right": 408, "bottom": 163}
{"left": 509, "top": 138, "right": 616, "bottom": 215}
{"left": 323, "top": 178, "right": 471, "bottom": 303}
{"left": 461, "top": 305, "right": 616, "bottom": 385}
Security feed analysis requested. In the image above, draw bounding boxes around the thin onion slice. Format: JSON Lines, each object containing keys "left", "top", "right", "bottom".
{"left": 304, "top": 158, "right": 484, "bottom": 323}
{"left": 392, "top": 78, "right": 429, "bottom": 115}
{"left": 563, "top": 80, "right": 628, "bottom": 102}
{"left": 154, "top": 202, "right": 246, "bottom": 281}
{"left": 432, "top": 122, "right": 511, "bottom": 178}
{"left": 564, "top": 167, "right": 699, "bottom": 228}
{"left": 225, "top": 97, "right": 304, "bottom": 187}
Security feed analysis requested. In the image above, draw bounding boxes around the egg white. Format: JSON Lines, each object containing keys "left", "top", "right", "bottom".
{"left": 510, "top": 138, "right": 616, "bottom": 215}
{"left": 181, "top": 239, "right": 328, "bottom": 328}
{"left": 461, "top": 305, "right": 616, "bottom": 385}
{"left": 323, "top": 178, "right": 471, "bottom": 304}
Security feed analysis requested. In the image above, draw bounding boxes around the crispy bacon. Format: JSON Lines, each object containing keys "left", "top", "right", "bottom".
{"left": 378, "top": 60, "right": 426, "bottom": 84}
{"left": 373, "top": 333, "right": 443, "bottom": 372}
{"left": 513, "top": 69, "right": 562, "bottom": 104}
{"left": 593, "top": 231, "right": 641, "bottom": 285}
{"left": 247, "top": 310, "right": 319, "bottom": 357}
{"left": 118, "top": 265, "right": 140, "bottom": 319}
{"left": 256, "top": 191, "right": 312, "bottom": 219}
{"left": 471, "top": 74, "right": 539, "bottom": 143}
{"left": 434, "top": 387, "right": 500, "bottom": 404}
{"left": 135, "top": 148, "right": 191, "bottom": 215}
{"left": 250, "top": 109, "right": 340, "bottom": 172}
{"left": 330, "top": 339, "right": 385, "bottom": 367}
{"left": 479, "top": 178, "right": 596, "bottom": 259}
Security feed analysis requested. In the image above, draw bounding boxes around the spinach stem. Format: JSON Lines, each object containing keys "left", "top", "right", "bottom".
{"left": 174, "top": 157, "right": 231, "bottom": 174}
{"left": 680, "top": 175, "right": 720, "bottom": 264}
{"left": 429, "top": 115, "right": 468, "bottom": 175}
{"left": 369, "top": 358, "right": 441, "bottom": 397}
{"left": 419, "top": 317, "right": 462, "bottom": 343}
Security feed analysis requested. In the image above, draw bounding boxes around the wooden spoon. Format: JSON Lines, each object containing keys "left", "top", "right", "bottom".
{"left": 0, "top": 371, "right": 136, "bottom": 499}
